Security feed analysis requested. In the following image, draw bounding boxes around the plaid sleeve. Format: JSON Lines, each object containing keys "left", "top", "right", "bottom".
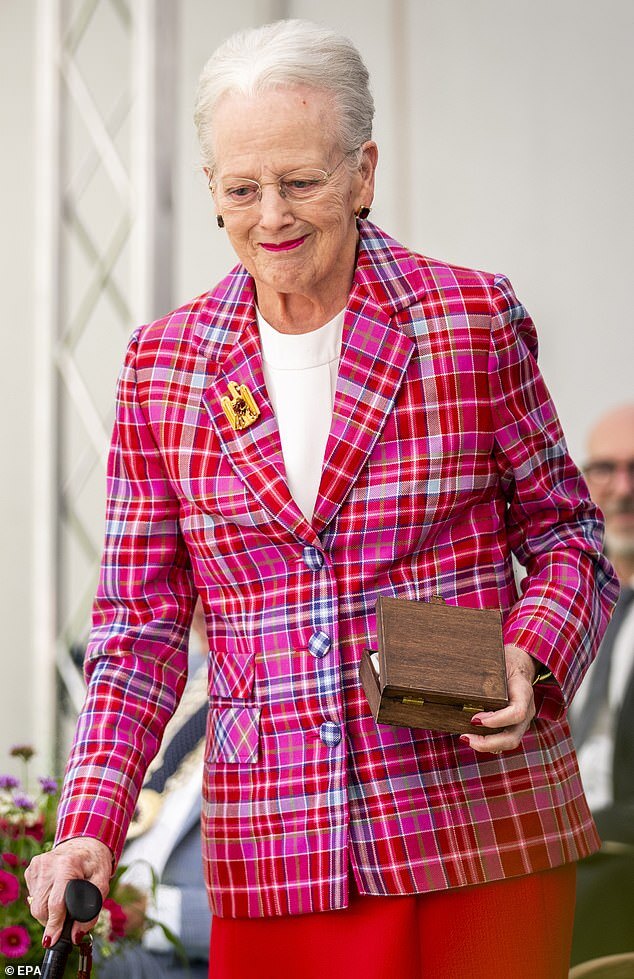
{"left": 487, "top": 276, "right": 618, "bottom": 719}
{"left": 54, "top": 331, "right": 196, "bottom": 861}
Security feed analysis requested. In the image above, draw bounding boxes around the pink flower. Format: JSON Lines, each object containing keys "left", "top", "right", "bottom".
{"left": 103, "top": 898, "right": 128, "bottom": 940}
{"left": 0, "top": 925, "right": 31, "bottom": 957}
{"left": 0, "top": 817, "right": 19, "bottom": 839}
{"left": 24, "top": 818, "right": 45, "bottom": 843}
{"left": 0, "top": 868, "right": 20, "bottom": 905}
{"left": 1, "top": 852, "right": 19, "bottom": 867}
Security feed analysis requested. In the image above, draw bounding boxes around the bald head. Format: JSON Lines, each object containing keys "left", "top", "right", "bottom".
{"left": 587, "top": 404, "right": 634, "bottom": 461}
{"left": 585, "top": 404, "right": 634, "bottom": 579}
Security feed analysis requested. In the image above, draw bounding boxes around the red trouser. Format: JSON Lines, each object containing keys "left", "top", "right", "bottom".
{"left": 209, "top": 863, "right": 576, "bottom": 979}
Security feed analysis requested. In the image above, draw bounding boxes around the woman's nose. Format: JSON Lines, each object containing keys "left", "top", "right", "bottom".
{"left": 257, "top": 184, "right": 294, "bottom": 229}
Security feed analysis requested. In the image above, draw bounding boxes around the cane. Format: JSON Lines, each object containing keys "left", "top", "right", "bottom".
{"left": 40, "top": 879, "right": 103, "bottom": 979}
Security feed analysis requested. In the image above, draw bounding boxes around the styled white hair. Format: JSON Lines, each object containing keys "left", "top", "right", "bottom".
{"left": 194, "top": 19, "right": 375, "bottom": 171}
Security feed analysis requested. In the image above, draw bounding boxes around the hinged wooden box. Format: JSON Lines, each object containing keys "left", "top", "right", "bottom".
{"left": 359, "top": 596, "right": 508, "bottom": 736}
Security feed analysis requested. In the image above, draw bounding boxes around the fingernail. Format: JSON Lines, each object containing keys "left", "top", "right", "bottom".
{"left": 42, "top": 935, "right": 52, "bottom": 948}
{"left": 460, "top": 735, "right": 470, "bottom": 745}
{"left": 470, "top": 717, "right": 484, "bottom": 726}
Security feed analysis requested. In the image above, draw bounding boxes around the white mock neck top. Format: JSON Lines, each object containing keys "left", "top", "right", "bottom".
{"left": 256, "top": 308, "right": 344, "bottom": 523}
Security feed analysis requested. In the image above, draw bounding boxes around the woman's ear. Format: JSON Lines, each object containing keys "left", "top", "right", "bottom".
{"left": 355, "top": 141, "right": 378, "bottom": 211}
{"left": 360, "top": 141, "right": 379, "bottom": 177}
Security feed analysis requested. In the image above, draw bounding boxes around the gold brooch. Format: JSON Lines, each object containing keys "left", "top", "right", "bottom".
{"left": 221, "top": 381, "right": 261, "bottom": 431}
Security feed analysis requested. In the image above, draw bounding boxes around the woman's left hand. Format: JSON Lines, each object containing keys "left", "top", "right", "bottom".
{"left": 460, "top": 644, "right": 537, "bottom": 754}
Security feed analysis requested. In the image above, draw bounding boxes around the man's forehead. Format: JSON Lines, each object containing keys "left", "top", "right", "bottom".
{"left": 587, "top": 407, "right": 634, "bottom": 459}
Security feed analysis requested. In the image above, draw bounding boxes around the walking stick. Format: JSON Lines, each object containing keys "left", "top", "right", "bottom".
{"left": 40, "top": 879, "right": 102, "bottom": 979}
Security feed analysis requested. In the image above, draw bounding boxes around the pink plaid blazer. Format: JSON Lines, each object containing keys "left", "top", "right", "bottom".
{"left": 56, "top": 222, "right": 617, "bottom": 918}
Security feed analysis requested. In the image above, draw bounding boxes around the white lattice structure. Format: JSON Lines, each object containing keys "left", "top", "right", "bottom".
{"left": 34, "top": 0, "right": 178, "bottom": 764}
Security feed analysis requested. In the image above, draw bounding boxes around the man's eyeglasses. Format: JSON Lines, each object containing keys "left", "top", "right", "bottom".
{"left": 211, "top": 154, "right": 353, "bottom": 211}
{"left": 583, "top": 459, "right": 634, "bottom": 486}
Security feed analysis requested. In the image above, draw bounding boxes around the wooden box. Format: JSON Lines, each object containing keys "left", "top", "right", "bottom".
{"left": 359, "top": 595, "right": 508, "bottom": 736}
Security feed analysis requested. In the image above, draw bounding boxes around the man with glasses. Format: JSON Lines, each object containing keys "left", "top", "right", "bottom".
{"left": 570, "top": 403, "right": 634, "bottom": 965}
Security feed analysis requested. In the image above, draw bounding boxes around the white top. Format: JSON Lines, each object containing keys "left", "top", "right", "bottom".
{"left": 256, "top": 308, "right": 344, "bottom": 523}
{"left": 571, "top": 577, "right": 634, "bottom": 809}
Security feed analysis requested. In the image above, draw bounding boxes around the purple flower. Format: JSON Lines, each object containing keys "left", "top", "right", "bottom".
{"left": 0, "top": 868, "right": 20, "bottom": 906}
{"left": 12, "top": 795, "right": 35, "bottom": 812}
{"left": 0, "top": 924, "right": 31, "bottom": 957}
{"left": 9, "top": 744, "right": 35, "bottom": 762}
{"left": 38, "top": 776, "right": 58, "bottom": 795}
{"left": 0, "top": 774, "right": 20, "bottom": 790}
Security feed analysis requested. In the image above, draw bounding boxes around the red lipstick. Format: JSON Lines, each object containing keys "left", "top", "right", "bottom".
{"left": 260, "top": 236, "right": 306, "bottom": 252}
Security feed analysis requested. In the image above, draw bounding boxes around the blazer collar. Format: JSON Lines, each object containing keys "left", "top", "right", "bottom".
{"left": 198, "top": 223, "right": 421, "bottom": 542}
{"left": 312, "top": 284, "right": 414, "bottom": 534}
{"left": 194, "top": 222, "right": 426, "bottom": 362}
{"left": 352, "top": 220, "right": 427, "bottom": 315}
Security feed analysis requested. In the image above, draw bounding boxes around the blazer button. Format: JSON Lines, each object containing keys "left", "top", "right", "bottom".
{"left": 320, "top": 722, "right": 342, "bottom": 747}
{"left": 308, "top": 630, "right": 332, "bottom": 659}
{"left": 303, "top": 546, "right": 325, "bottom": 570}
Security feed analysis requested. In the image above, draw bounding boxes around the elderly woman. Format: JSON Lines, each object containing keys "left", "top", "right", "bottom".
{"left": 27, "top": 19, "right": 617, "bottom": 979}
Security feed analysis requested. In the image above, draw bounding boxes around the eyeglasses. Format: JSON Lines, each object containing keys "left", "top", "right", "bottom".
{"left": 583, "top": 459, "right": 634, "bottom": 486}
{"left": 211, "top": 154, "right": 352, "bottom": 211}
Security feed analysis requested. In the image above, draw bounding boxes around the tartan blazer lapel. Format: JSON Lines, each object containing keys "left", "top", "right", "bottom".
{"left": 312, "top": 294, "right": 414, "bottom": 534}
{"left": 201, "top": 297, "right": 319, "bottom": 546}
{"left": 312, "top": 224, "right": 424, "bottom": 534}
{"left": 199, "top": 224, "right": 422, "bottom": 542}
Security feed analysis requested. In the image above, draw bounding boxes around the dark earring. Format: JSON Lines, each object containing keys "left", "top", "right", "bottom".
{"left": 355, "top": 205, "right": 371, "bottom": 220}
{"left": 216, "top": 215, "right": 225, "bottom": 229}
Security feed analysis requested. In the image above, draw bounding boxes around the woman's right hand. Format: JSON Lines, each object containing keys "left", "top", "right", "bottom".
{"left": 25, "top": 836, "right": 113, "bottom": 947}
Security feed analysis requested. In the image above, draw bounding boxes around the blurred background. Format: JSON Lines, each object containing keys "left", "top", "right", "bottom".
{"left": 2, "top": 0, "right": 633, "bottom": 773}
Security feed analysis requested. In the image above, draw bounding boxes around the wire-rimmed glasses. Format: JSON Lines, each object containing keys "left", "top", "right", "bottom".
{"left": 210, "top": 153, "right": 353, "bottom": 211}
{"left": 584, "top": 459, "right": 634, "bottom": 487}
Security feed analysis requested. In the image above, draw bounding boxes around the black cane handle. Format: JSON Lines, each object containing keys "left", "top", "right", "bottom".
{"left": 40, "top": 880, "right": 103, "bottom": 979}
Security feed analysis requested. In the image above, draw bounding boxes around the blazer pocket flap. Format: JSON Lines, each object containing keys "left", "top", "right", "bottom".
{"left": 208, "top": 645, "right": 255, "bottom": 700}
{"left": 206, "top": 706, "right": 260, "bottom": 764}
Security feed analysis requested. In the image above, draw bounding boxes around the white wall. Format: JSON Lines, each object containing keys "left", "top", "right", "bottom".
{"left": 1, "top": 0, "right": 36, "bottom": 773}
{"left": 402, "top": 0, "right": 634, "bottom": 461}
{"left": 2, "top": 0, "right": 633, "bottom": 767}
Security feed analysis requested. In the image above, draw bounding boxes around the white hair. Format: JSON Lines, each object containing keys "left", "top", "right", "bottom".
{"left": 194, "top": 19, "right": 375, "bottom": 171}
